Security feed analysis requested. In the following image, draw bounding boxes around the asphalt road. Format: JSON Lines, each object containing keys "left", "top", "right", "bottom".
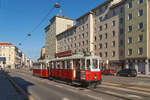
{"left": 6, "top": 70, "right": 150, "bottom": 100}
{"left": 8, "top": 71, "right": 125, "bottom": 100}
{"left": 102, "top": 75, "right": 150, "bottom": 88}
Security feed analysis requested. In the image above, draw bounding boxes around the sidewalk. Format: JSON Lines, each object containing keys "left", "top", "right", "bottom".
{"left": 0, "top": 70, "right": 24, "bottom": 100}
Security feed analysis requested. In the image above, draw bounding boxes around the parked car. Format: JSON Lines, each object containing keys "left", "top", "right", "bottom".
{"left": 102, "top": 69, "right": 116, "bottom": 75}
{"left": 117, "top": 69, "right": 137, "bottom": 77}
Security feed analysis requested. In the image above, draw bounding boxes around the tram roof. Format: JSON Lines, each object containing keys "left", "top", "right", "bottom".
{"left": 50, "top": 54, "right": 102, "bottom": 62}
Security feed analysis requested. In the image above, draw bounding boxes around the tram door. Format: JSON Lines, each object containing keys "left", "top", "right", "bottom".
{"left": 73, "top": 59, "right": 81, "bottom": 80}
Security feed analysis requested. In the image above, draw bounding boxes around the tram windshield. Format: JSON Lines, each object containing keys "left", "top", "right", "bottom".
{"left": 86, "top": 59, "right": 100, "bottom": 71}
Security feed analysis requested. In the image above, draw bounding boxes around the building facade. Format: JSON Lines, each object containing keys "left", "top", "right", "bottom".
{"left": 45, "top": 0, "right": 150, "bottom": 74}
{"left": 57, "top": 0, "right": 125, "bottom": 71}
{"left": 125, "top": 0, "right": 150, "bottom": 74}
{"left": 45, "top": 16, "right": 74, "bottom": 60}
{"left": 0, "top": 42, "right": 32, "bottom": 69}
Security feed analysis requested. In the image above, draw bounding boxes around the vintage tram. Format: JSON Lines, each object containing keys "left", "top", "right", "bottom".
{"left": 49, "top": 54, "right": 102, "bottom": 87}
{"left": 32, "top": 51, "right": 102, "bottom": 88}
{"left": 32, "top": 62, "right": 49, "bottom": 78}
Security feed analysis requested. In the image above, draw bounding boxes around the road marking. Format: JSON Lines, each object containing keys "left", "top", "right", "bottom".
{"left": 54, "top": 85, "right": 63, "bottom": 88}
{"left": 101, "top": 85, "right": 150, "bottom": 96}
{"left": 127, "top": 94, "right": 143, "bottom": 99}
{"left": 62, "top": 97, "right": 70, "bottom": 100}
{"left": 86, "top": 94, "right": 103, "bottom": 100}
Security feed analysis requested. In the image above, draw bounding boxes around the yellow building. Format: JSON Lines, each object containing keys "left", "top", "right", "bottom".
{"left": 0, "top": 42, "right": 21, "bottom": 69}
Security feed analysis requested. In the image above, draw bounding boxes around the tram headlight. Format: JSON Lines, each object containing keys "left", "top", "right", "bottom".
{"left": 94, "top": 75, "right": 97, "bottom": 79}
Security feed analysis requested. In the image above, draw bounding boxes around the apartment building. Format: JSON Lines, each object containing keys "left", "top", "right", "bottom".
{"left": 45, "top": 16, "right": 74, "bottom": 60}
{"left": 0, "top": 42, "right": 32, "bottom": 69}
{"left": 57, "top": 12, "right": 93, "bottom": 54}
{"left": 92, "top": 0, "right": 125, "bottom": 70}
{"left": 125, "top": 0, "right": 150, "bottom": 74}
{"left": 57, "top": 0, "right": 125, "bottom": 70}
{"left": 0, "top": 43, "right": 18, "bottom": 69}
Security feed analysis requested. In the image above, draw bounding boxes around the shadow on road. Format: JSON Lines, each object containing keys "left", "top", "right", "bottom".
{"left": 3, "top": 70, "right": 34, "bottom": 100}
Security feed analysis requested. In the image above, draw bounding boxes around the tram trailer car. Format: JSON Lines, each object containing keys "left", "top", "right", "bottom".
{"left": 32, "top": 62, "right": 49, "bottom": 78}
{"left": 48, "top": 54, "right": 102, "bottom": 88}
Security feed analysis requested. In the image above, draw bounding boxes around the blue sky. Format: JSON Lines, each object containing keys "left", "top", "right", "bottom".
{"left": 0, "top": 0, "right": 106, "bottom": 61}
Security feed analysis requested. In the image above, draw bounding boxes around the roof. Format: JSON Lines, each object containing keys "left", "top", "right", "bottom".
{"left": 50, "top": 16, "right": 74, "bottom": 23}
{"left": 76, "top": 0, "right": 113, "bottom": 21}
{"left": 0, "top": 42, "right": 13, "bottom": 46}
{"left": 50, "top": 54, "right": 102, "bottom": 62}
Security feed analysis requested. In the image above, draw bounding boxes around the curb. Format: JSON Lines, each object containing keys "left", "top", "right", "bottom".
{"left": 4, "top": 71, "right": 34, "bottom": 100}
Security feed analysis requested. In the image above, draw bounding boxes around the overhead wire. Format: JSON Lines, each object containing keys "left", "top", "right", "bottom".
{"left": 18, "top": 0, "right": 63, "bottom": 46}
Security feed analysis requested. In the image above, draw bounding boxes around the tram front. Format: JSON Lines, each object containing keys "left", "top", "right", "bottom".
{"left": 81, "top": 56, "right": 102, "bottom": 88}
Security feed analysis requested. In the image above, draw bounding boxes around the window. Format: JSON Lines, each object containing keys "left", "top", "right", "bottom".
{"left": 128, "top": 49, "right": 132, "bottom": 56}
{"left": 95, "top": 45, "right": 97, "bottom": 50}
{"left": 128, "top": 25, "right": 132, "bottom": 32}
{"left": 82, "top": 26, "right": 84, "bottom": 30}
{"left": 120, "top": 7, "right": 124, "bottom": 13}
{"left": 105, "top": 33, "right": 107, "bottom": 39}
{"left": 128, "top": 13, "right": 132, "bottom": 20}
{"left": 100, "top": 26, "right": 103, "bottom": 31}
{"left": 74, "top": 43, "right": 76, "bottom": 47}
{"left": 128, "top": 2, "right": 132, "bottom": 8}
{"left": 112, "top": 21, "right": 116, "bottom": 26}
{"left": 95, "top": 36, "right": 97, "bottom": 41}
{"left": 99, "top": 17, "right": 103, "bottom": 22}
{"left": 112, "top": 51, "right": 115, "bottom": 57}
{"left": 112, "top": 10, "right": 116, "bottom": 16}
{"left": 138, "top": 35, "right": 143, "bottom": 42}
{"left": 138, "top": 48, "right": 143, "bottom": 55}
{"left": 99, "top": 52, "right": 102, "bottom": 57}
{"left": 74, "top": 36, "right": 77, "bottom": 40}
{"left": 105, "top": 43, "right": 108, "bottom": 48}
{"left": 86, "top": 40, "right": 88, "bottom": 44}
{"left": 138, "top": 9, "right": 143, "bottom": 16}
{"left": 128, "top": 37, "right": 132, "bottom": 44}
{"left": 120, "top": 18, "right": 124, "bottom": 24}
{"left": 105, "top": 52, "right": 108, "bottom": 57}
{"left": 112, "top": 31, "right": 115, "bottom": 37}
{"left": 138, "top": 0, "right": 143, "bottom": 4}
{"left": 82, "top": 33, "right": 84, "bottom": 38}
{"left": 99, "top": 35, "right": 102, "bottom": 40}
{"left": 112, "top": 41, "right": 115, "bottom": 47}
{"left": 104, "top": 14, "right": 108, "bottom": 20}
{"left": 99, "top": 44, "right": 102, "bottom": 49}
{"left": 105, "top": 24, "right": 108, "bottom": 29}
{"left": 82, "top": 41, "right": 85, "bottom": 46}
{"left": 86, "top": 24, "right": 88, "bottom": 28}
{"left": 139, "top": 22, "right": 143, "bottom": 29}
{"left": 86, "top": 32, "right": 88, "bottom": 37}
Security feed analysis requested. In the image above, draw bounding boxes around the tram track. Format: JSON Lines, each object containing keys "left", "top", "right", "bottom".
{"left": 8, "top": 70, "right": 125, "bottom": 100}
{"left": 7, "top": 70, "right": 150, "bottom": 100}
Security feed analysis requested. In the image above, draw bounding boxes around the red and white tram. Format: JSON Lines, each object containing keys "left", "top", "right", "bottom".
{"left": 32, "top": 62, "right": 49, "bottom": 78}
{"left": 49, "top": 54, "right": 102, "bottom": 87}
{"left": 32, "top": 51, "right": 102, "bottom": 88}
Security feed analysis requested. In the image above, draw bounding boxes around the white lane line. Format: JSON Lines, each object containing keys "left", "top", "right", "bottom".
{"left": 105, "top": 91, "right": 122, "bottom": 96}
{"left": 62, "top": 97, "right": 70, "bottom": 100}
{"left": 55, "top": 85, "right": 63, "bottom": 88}
{"left": 127, "top": 94, "right": 143, "bottom": 99}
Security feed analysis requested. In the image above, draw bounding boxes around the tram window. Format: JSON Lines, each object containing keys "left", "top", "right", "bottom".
{"left": 62, "top": 61, "right": 65, "bottom": 69}
{"left": 54, "top": 62, "right": 56, "bottom": 69}
{"left": 57, "top": 62, "right": 60, "bottom": 69}
{"left": 93, "top": 59, "right": 98, "bottom": 68}
{"left": 67, "top": 60, "right": 71, "bottom": 69}
{"left": 87, "top": 59, "right": 90, "bottom": 70}
{"left": 81, "top": 59, "right": 85, "bottom": 70}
